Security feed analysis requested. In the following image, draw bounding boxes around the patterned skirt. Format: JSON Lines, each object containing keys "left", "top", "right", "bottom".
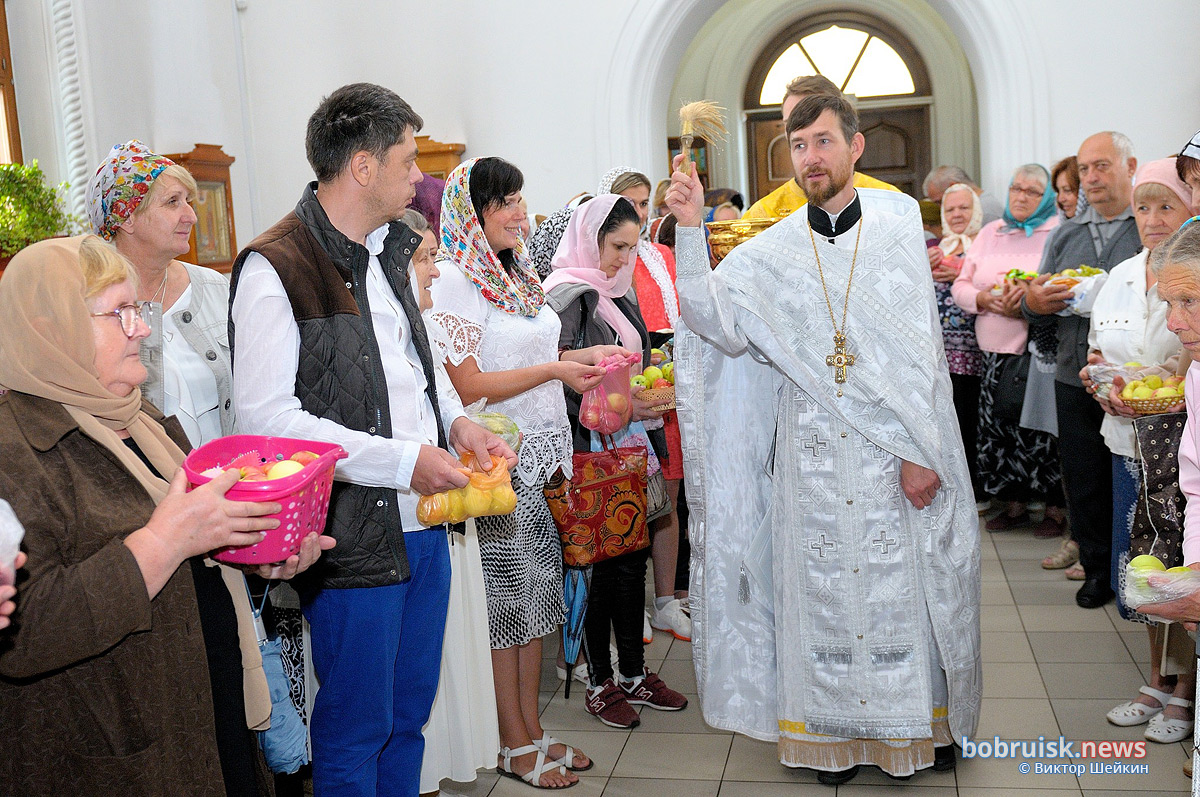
{"left": 476, "top": 476, "right": 567, "bottom": 649}
{"left": 977, "top": 351, "right": 1061, "bottom": 500}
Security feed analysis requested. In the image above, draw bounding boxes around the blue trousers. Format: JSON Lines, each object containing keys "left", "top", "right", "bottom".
{"left": 302, "top": 528, "right": 451, "bottom": 796}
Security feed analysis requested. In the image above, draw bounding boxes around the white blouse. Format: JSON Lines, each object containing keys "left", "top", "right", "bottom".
{"left": 1087, "top": 250, "right": 1182, "bottom": 458}
{"left": 161, "top": 284, "right": 222, "bottom": 447}
{"left": 425, "top": 262, "right": 572, "bottom": 486}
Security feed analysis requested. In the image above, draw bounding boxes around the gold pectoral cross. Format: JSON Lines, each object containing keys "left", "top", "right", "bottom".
{"left": 825, "top": 332, "right": 856, "bottom": 384}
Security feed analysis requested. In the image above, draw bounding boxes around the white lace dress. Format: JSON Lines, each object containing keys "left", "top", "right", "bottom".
{"left": 426, "top": 262, "right": 572, "bottom": 648}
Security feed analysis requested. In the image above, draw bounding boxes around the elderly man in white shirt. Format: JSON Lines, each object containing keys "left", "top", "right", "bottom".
{"left": 229, "top": 83, "right": 514, "bottom": 796}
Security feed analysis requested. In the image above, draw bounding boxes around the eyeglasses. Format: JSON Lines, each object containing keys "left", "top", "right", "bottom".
{"left": 1008, "top": 185, "right": 1044, "bottom": 199}
{"left": 89, "top": 302, "right": 152, "bottom": 337}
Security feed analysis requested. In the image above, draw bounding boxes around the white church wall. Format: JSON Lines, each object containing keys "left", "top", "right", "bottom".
{"left": 9, "top": 0, "right": 1200, "bottom": 242}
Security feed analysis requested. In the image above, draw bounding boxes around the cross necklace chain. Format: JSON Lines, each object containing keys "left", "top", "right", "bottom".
{"left": 806, "top": 214, "right": 863, "bottom": 397}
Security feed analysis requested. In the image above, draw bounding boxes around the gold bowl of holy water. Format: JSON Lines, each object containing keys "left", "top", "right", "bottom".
{"left": 705, "top": 217, "right": 781, "bottom": 264}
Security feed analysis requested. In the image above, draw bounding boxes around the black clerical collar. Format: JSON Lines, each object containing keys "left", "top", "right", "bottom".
{"left": 807, "top": 191, "right": 862, "bottom": 242}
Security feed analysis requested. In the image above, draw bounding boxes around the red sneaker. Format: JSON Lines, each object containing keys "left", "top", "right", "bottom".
{"left": 619, "top": 668, "right": 688, "bottom": 711}
{"left": 586, "top": 678, "right": 641, "bottom": 728}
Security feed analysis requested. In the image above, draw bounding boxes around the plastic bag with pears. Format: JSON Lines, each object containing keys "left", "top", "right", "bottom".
{"left": 416, "top": 451, "right": 519, "bottom": 526}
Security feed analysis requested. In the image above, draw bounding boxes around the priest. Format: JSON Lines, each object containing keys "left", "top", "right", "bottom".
{"left": 665, "top": 92, "right": 981, "bottom": 785}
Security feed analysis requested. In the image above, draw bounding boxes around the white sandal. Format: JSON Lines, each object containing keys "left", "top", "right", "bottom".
{"left": 533, "top": 732, "right": 593, "bottom": 772}
{"left": 1146, "top": 698, "right": 1195, "bottom": 743}
{"left": 1107, "top": 685, "right": 1173, "bottom": 727}
{"left": 497, "top": 744, "right": 575, "bottom": 790}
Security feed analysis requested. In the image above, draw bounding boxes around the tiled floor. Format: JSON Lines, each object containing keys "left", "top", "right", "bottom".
{"left": 438, "top": 522, "right": 1195, "bottom": 795}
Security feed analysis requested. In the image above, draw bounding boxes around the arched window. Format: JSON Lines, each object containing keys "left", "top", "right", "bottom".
{"left": 744, "top": 12, "right": 932, "bottom": 200}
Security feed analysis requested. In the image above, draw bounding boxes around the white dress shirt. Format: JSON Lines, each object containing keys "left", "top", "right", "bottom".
{"left": 232, "top": 222, "right": 466, "bottom": 531}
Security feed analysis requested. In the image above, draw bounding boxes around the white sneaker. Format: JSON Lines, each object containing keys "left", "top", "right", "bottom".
{"left": 642, "top": 609, "right": 653, "bottom": 644}
{"left": 650, "top": 598, "right": 692, "bottom": 641}
{"left": 556, "top": 643, "right": 619, "bottom": 684}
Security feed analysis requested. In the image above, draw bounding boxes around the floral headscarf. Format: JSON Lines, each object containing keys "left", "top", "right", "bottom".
{"left": 86, "top": 140, "right": 177, "bottom": 240}
{"left": 437, "top": 158, "right": 545, "bottom": 317}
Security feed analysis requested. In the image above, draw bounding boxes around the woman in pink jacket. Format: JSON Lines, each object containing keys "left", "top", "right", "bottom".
{"left": 952, "top": 166, "right": 1066, "bottom": 536}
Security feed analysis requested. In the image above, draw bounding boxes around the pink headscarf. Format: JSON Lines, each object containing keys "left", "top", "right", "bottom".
{"left": 542, "top": 194, "right": 642, "bottom": 352}
{"left": 1132, "top": 158, "right": 1191, "bottom": 210}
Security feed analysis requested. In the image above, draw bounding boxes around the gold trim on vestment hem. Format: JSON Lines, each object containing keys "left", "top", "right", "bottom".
{"left": 777, "top": 717, "right": 953, "bottom": 776}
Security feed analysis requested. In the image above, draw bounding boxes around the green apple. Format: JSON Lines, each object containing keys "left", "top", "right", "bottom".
{"left": 630, "top": 375, "right": 649, "bottom": 389}
{"left": 642, "top": 366, "right": 664, "bottom": 384}
{"left": 662, "top": 362, "right": 675, "bottom": 384}
{"left": 1123, "top": 361, "right": 1143, "bottom": 368}
{"left": 1132, "top": 386, "right": 1154, "bottom": 399}
{"left": 1144, "top": 375, "right": 1164, "bottom": 389}
{"left": 1129, "top": 555, "right": 1166, "bottom": 571}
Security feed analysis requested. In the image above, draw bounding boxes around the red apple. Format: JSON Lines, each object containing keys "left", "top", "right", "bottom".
{"left": 652, "top": 378, "right": 672, "bottom": 389}
{"left": 240, "top": 465, "right": 269, "bottom": 481}
{"left": 290, "top": 450, "right": 320, "bottom": 465}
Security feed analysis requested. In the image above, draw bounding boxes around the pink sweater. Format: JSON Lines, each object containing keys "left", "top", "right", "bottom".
{"left": 951, "top": 217, "right": 1059, "bottom": 355}
{"left": 1181, "top": 366, "right": 1200, "bottom": 565}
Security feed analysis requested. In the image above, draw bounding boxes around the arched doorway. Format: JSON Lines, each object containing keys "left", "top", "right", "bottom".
{"left": 744, "top": 12, "right": 933, "bottom": 202}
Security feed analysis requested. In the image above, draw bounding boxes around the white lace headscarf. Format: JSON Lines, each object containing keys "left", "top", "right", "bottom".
{"left": 597, "top": 167, "right": 679, "bottom": 329}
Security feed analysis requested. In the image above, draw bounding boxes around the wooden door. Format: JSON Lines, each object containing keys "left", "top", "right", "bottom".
{"left": 746, "top": 106, "right": 931, "bottom": 203}
{"left": 855, "top": 106, "right": 930, "bottom": 198}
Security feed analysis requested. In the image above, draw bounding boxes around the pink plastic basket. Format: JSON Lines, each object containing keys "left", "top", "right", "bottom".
{"left": 182, "top": 435, "right": 347, "bottom": 564}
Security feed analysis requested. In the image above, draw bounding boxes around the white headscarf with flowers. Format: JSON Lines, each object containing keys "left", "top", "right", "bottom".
{"left": 436, "top": 158, "right": 545, "bottom": 317}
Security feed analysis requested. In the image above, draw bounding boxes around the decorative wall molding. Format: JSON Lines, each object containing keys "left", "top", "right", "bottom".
{"left": 45, "top": 0, "right": 94, "bottom": 221}
{"left": 602, "top": 0, "right": 1051, "bottom": 194}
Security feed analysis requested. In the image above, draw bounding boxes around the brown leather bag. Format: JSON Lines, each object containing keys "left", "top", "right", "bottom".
{"left": 544, "top": 438, "right": 650, "bottom": 567}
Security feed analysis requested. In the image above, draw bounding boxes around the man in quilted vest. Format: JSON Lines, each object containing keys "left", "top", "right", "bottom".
{"left": 229, "top": 82, "right": 514, "bottom": 795}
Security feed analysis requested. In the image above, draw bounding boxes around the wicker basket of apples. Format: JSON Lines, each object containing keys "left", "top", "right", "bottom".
{"left": 1117, "top": 371, "right": 1185, "bottom": 415}
{"left": 632, "top": 347, "right": 676, "bottom": 412}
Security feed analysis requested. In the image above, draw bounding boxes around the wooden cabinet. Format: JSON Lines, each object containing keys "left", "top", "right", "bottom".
{"left": 164, "top": 144, "right": 237, "bottom": 273}
{"left": 415, "top": 136, "right": 465, "bottom": 180}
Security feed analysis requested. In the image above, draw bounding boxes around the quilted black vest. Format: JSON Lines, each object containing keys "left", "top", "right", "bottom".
{"left": 229, "top": 183, "right": 448, "bottom": 589}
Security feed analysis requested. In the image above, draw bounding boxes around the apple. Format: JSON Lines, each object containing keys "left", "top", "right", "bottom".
{"left": 607, "top": 393, "right": 630, "bottom": 415}
{"left": 652, "top": 378, "right": 672, "bottom": 389}
{"left": 662, "top": 362, "right": 675, "bottom": 384}
{"left": 1167, "top": 566, "right": 1192, "bottom": 574}
{"left": 650, "top": 348, "right": 667, "bottom": 365}
{"left": 461, "top": 485, "right": 492, "bottom": 516}
{"left": 630, "top": 374, "right": 649, "bottom": 389}
{"left": 1120, "top": 386, "right": 1136, "bottom": 400}
{"left": 581, "top": 406, "right": 603, "bottom": 428}
{"left": 642, "top": 366, "right": 664, "bottom": 384}
{"left": 1165, "top": 376, "right": 1185, "bottom": 387}
{"left": 598, "top": 409, "right": 623, "bottom": 434}
{"left": 1129, "top": 555, "right": 1166, "bottom": 571}
{"left": 1153, "top": 387, "right": 1180, "bottom": 399}
{"left": 1132, "top": 386, "right": 1154, "bottom": 399}
{"left": 1123, "top": 361, "right": 1143, "bottom": 368}
{"left": 489, "top": 485, "right": 518, "bottom": 515}
{"left": 265, "top": 459, "right": 305, "bottom": 480}
{"left": 240, "top": 465, "right": 269, "bottom": 481}
{"left": 290, "top": 450, "right": 320, "bottom": 465}
{"left": 1144, "top": 375, "right": 1164, "bottom": 390}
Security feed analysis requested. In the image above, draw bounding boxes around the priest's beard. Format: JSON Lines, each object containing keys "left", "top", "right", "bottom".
{"left": 799, "top": 159, "right": 853, "bottom": 207}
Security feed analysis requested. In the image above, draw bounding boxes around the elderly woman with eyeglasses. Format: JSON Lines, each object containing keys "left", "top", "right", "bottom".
{"left": 952, "top": 166, "right": 1067, "bottom": 536}
{"left": 0, "top": 236, "right": 323, "bottom": 795}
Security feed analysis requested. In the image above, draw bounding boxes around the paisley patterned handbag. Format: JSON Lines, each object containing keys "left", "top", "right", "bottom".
{"left": 544, "top": 437, "right": 651, "bottom": 567}
{"left": 1130, "top": 412, "right": 1188, "bottom": 565}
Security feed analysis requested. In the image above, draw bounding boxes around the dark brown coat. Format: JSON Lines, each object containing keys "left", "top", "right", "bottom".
{"left": 0, "top": 391, "right": 227, "bottom": 796}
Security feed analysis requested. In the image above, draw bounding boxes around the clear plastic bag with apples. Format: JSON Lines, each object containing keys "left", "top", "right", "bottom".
{"left": 463, "top": 399, "right": 522, "bottom": 453}
{"left": 1049, "top": 266, "right": 1107, "bottom": 317}
{"left": 416, "top": 452, "right": 519, "bottom": 526}
{"left": 579, "top": 353, "right": 640, "bottom": 436}
{"left": 1087, "top": 361, "right": 1180, "bottom": 404}
{"left": 1122, "top": 552, "right": 1200, "bottom": 608}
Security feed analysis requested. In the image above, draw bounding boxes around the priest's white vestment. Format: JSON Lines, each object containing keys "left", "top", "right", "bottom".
{"left": 673, "top": 189, "right": 981, "bottom": 774}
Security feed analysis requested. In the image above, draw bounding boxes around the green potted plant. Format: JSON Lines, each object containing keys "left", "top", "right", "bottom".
{"left": 0, "top": 160, "right": 82, "bottom": 273}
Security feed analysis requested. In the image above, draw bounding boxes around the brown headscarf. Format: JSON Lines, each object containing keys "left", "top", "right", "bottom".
{"left": 0, "top": 235, "right": 272, "bottom": 729}
{"left": 0, "top": 235, "right": 184, "bottom": 502}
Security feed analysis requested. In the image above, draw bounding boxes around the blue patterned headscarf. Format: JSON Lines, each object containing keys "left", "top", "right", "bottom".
{"left": 1003, "top": 166, "right": 1057, "bottom": 237}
